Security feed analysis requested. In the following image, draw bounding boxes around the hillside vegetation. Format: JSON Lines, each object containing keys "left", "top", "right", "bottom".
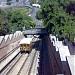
{"left": 0, "top": 7, "right": 35, "bottom": 36}
{"left": 37, "top": 0, "right": 75, "bottom": 42}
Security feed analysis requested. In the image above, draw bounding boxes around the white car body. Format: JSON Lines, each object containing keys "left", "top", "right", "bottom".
{"left": 32, "top": 4, "right": 40, "bottom": 8}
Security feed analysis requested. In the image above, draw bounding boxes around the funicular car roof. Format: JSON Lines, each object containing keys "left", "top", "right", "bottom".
{"left": 20, "top": 38, "right": 32, "bottom": 44}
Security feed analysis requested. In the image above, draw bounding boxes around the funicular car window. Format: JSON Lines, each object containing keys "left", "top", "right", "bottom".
{"left": 27, "top": 44, "right": 29, "bottom": 46}
{"left": 24, "top": 44, "right": 26, "bottom": 46}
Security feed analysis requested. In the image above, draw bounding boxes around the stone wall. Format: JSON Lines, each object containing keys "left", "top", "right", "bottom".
{"left": 0, "top": 31, "right": 24, "bottom": 59}
{"left": 50, "top": 34, "right": 72, "bottom": 75}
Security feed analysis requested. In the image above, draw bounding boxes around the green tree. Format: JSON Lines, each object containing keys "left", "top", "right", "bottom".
{"left": 36, "top": 9, "right": 42, "bottom": 20}
{"left": 0, "top": 9, "right": 10, "bottom": 36}
{"left": 29, "top": 0, "right": 36, "bottom": 5}
{"left": 6, "top": 8, "right": 35, "bottom": 31}
{"left": 37, "top": 0, "right": 75, "bottom": 42}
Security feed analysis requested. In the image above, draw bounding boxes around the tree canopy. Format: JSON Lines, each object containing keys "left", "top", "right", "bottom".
{"left": 6, "top": 7, "right": 35, "bottom": 32}
{"left": 0, "top": 9, "right": 10, "bottom": 36}
{"left": 37, "top": 0, "right": 75, "bottom": 42}
{"left": 0, "top": 7, "right": 35, "bottom": 36}
{"left": 29, "top": 0, "right": 36, "bottom": 5}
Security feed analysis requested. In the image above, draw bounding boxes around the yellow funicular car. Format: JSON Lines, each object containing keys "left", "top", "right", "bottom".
{"left": 20, "top": 38, "right": 33, "bottom": 53}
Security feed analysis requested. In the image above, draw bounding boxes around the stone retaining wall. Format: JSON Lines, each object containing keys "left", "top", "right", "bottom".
{"left": 0, "top": 31, "right": 24, "bottom": 59}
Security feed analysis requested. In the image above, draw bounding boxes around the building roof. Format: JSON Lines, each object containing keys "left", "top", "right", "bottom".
{"left": 20, "top": 38, "right": 32, "bottom": 44}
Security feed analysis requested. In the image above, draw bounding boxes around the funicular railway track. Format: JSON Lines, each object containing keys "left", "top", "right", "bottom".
{"left": 0, "top": 53, "right": 22, "bottom": 75}
{"left": 0, "top": 37, "right": 40, "bottom": 75}
{"left": 0, "top": 48, "right": 20, "bottom": 72}
{"left": 0, "top": 46, "right": 19, "bottom": 62}
{"left": 1, "top": 50, "right": 35, "bottom": 75}
{"left": 4, "top": 49, "right": 36, "bottom": 75}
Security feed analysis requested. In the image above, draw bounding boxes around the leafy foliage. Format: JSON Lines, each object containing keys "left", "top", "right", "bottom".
{"left": 0, "top": 7, "right": 35, "bottom": 35}
{"left": 6, "top": 7, "right": 35, "bottom": 32}
{"left": 66, "top": 3, "right": 75, "bottom": 15}
{"left": 0, "top": 9, "right": 10, "bottom": 36}
{"left": 29, "top": 0, "right": 36, "bottom": 5}
{"left": 37, "top": 0, "right": 75, "bottom": 42}
{"left": 36, "top": 9, "right": 42, "bottom": 20}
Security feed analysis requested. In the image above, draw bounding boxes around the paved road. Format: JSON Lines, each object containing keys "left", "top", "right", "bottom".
{"left": 30, "top": 6, "right": 42, "bottom": 28}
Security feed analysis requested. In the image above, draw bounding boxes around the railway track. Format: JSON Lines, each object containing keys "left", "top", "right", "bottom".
{"left": 0, "top": 49, "right": 38, "bottom": 75}
{"left": 0, "top": 48, "right": 20, "bottom": 72}
{"left": 0, "top": 37, "right": 38, "bottom": 63}
{"left": 29, "top": 51, "right": 40, "bottom": 75}
{"left": 0, "top": 37, "right": 40, "bottom": 75}
{"left": 0, "top": 53, "right": 22, "bottom": 75}
{"left": 5, "top": 53, "right": 29, "bottom": 75}
{"left": 18, "top": 49, "right": 36, "bottom": 75}
{"left": 0, "top": 46, "right": 19, "bottom": 62}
